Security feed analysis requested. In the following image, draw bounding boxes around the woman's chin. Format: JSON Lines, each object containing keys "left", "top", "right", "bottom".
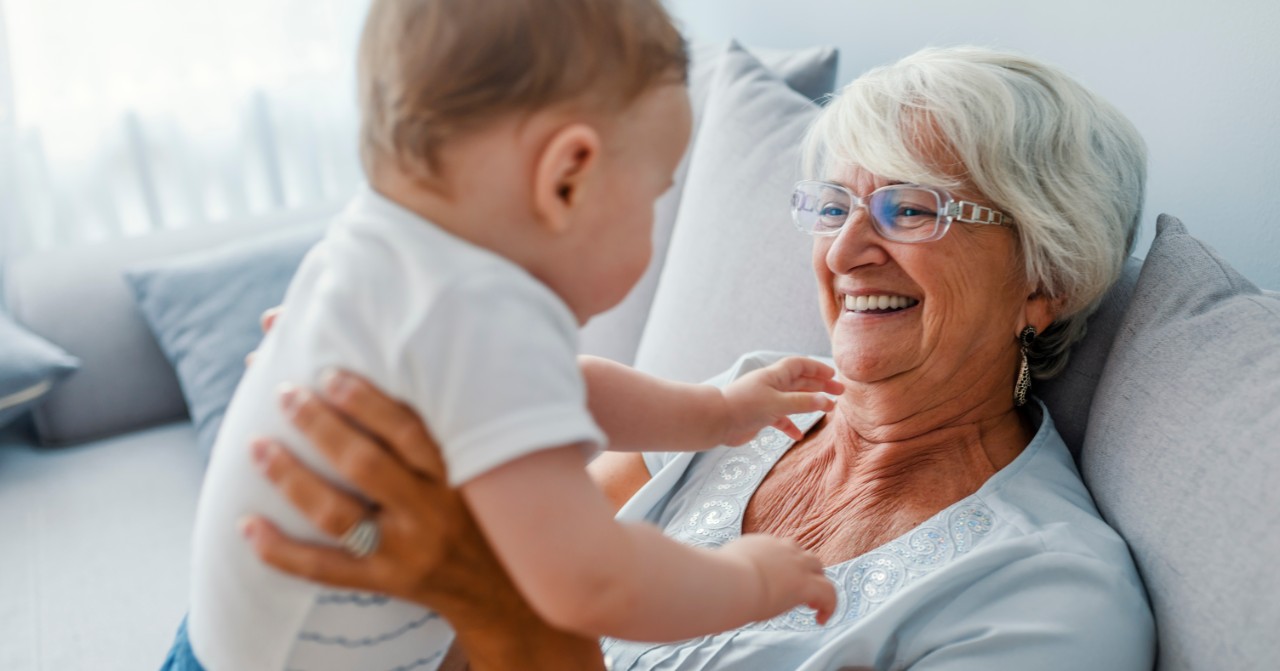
{"left": 831, "top": 348, "right": 910, "bottom": 386}
{"left": 830, "top": 322, "right": 918, "bottom": 379}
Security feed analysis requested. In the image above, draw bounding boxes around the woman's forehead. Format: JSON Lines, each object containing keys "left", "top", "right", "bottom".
{"left": 826, "top": 163, "right": 987, "bottom": 204}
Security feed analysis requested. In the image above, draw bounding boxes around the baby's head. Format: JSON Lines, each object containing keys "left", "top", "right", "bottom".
{"left": 358, "top": 0, "right": 692, "bottom": 322}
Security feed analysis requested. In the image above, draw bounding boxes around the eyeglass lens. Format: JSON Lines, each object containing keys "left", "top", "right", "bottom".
{"left": 792, "top": 183, "right": 945, "bottom": 241}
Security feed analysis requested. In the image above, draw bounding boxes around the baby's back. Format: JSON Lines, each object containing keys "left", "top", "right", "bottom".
{"left": 187, "top": 187, "right": 598, "bottom": 671}
{"left": 187, "top": 197, "right": 474, "bottom": 671}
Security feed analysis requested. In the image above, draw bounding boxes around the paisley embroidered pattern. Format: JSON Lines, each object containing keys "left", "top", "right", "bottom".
{"left": 672, "top": 415, "right": 819, "bottom": 547}
{"left": 664, "top": 411, "right": 999, "bottom": 632}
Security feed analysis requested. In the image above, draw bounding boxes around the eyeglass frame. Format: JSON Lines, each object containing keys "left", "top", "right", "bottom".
{"left": 790, "top": 179, "right": 1015, "bottom": 243}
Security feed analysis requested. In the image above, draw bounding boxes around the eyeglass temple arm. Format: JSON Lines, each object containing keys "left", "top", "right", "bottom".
{"left": 948, "top": 201, "right": 1013, "bottom": 227}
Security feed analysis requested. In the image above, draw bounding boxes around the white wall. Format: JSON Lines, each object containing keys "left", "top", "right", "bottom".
{"left": 666, "top": 0, "right": 1280, "bottom": 289}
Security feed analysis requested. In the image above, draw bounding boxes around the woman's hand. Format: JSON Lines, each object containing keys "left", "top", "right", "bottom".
{"left": 243, "top": 306, "right": 282, "bottom": 367}
{"left": 720, "top": 357, "right": 844, "bottom": 444}
{"left": 240, "top": 370, "right": 605, "bottom": 670}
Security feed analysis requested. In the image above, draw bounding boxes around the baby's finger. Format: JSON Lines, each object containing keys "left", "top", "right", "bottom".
{"left": 781, "top": 391, "right": 836, "bottom": 415}
{"left": 777, "top": 375, "right": 832, "bottom": 393}
{"left": 822, "top": 378, "right": 845, "bottom": 395}
{"left": 806, "top": 576, "right": 838, "bottom": 625}
{"left": 776, "top": 356, "right": 836, "bottom": 379}
{"left": 771, "top": 418, "right": 804, "bottom": 441}
{"left": 251, "top": 438, "right": 367, "bottom": 540}
{"left": 243, "top": 516, "right": 375, "bottom": 591}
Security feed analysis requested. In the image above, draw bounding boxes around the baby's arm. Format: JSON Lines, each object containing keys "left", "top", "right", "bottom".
{"left": 581, "top": 355, "right": 844, "bottom": 452}
{"left": 461, "top": 444, "right": 836, "bottom": 641}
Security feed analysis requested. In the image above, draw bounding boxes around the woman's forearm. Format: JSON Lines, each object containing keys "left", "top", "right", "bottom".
{"left": 448, "top": 616, "right": 605, "bottom": 671}
{"left": 580, "top": 355, "right": 726, "bottom": 451}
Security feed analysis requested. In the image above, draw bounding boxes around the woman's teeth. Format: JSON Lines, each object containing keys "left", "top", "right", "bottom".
{"left": 843, "top": 294, "right": 919, "bottom": 313}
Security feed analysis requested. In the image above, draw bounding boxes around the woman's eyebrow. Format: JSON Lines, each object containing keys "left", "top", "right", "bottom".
{"left": 825, "top": 178, "right": 909, "bottom": 190}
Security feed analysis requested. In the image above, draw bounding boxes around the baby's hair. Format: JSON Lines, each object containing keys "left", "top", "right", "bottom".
{"left": 358, "top": 0, "right": 688, "bottom": 179}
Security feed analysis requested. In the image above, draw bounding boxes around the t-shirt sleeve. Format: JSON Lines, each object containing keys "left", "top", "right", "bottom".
{"left": 896, "top": 551, "right": 1155, "bottom": 671}
{"left": 400, "top": 272, "right": 604, "bottom": 486}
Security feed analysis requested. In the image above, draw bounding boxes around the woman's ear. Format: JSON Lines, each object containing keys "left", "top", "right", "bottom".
{"left": 1023, "top": 288, "right": 1066, "bottom": 334}
{"left": 532, "top": 123, "right": 601, "bottom": 234}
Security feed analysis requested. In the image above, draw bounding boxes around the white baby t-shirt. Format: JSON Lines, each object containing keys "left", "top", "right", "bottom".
{"left": 187, "top": 186, "right": 605, "bottom": 671}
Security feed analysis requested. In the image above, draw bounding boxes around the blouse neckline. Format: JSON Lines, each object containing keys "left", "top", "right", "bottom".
{"left": 662, "top": 402, "right": 1054, "bottom": 630}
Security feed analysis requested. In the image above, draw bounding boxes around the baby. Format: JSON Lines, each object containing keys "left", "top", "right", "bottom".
{"left": 177, "top": 1, "right": 838, "bottom": 669}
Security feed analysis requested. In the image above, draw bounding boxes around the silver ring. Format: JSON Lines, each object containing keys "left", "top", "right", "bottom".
{"left": 340, "top": 517, "right": 380, "bottom": 558}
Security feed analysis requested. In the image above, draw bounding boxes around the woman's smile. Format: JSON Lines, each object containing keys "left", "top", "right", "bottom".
{"left": 839, "top": 292, "right": 921, "bottom": 317}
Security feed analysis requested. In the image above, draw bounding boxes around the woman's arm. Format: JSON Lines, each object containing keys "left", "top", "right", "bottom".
{"left": 242, "top": 372, "right": 605, "bottom": 671}
{"left": 586, "top": 451, "right": 652, "bottom": 512}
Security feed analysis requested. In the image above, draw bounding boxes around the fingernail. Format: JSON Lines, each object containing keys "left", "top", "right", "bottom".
{"left": 250, "top": 439, "right": 273, "bottom": 466}
{"left": 239, "top": 516, "right": 258, "bottom": 540}
{"left": 320, "top": 367, "right": 348, "bottom": 398}
{"left": 278, "top": 383, "right": 302, "bottom": 412}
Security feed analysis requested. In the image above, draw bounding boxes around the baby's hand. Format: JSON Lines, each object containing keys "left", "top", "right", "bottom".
{"left": 723, "top": 533, "right": 836, "bottom": 625}
{"left": 719, "top": 357, "right": 844, "bottom": 445}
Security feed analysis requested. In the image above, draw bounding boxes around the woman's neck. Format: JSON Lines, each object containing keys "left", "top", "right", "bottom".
{"left": 743, "top": 389, "right": 1034, "bottom": 565}
{"left": 825, "top": 388, "right": 1032, "bottom": 479}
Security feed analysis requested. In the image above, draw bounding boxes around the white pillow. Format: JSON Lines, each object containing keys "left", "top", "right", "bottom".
{"left": 634, "top": 42, "right": 831, "bottom": 382}
{"left": 578, "top": 41, "right": 837, "bottom": 364}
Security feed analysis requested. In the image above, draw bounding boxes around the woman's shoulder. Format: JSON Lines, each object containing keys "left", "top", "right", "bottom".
{"left": 975, "top": 401, "right": 1134, "bottom": 564}
{"left": 876, "top": 417, "right": 1156, "bottom": 669}
{"left": 880, "top": 537, "right": 1157, "bottom": 671}
{"left": 956, "top": 402, "right": 1151, "bottom": 624}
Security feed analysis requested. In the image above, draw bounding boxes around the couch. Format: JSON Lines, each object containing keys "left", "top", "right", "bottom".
{"left": 2, "top": 42, "right": 1278, "bottom": 671}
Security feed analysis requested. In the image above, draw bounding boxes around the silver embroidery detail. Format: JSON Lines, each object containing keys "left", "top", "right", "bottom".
{"left": 759, "top": 503, "right": 997, "bottom": 631}
{"left": 664, "top": 410, "right": 999, "bottom": 633}
{"left": 673, "top": 416, "right": 823, "bottom": 545}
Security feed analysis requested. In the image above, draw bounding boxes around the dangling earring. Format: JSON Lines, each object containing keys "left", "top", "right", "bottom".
{"left": 1014, "top": 326, "right": 1036, "bottom": 407}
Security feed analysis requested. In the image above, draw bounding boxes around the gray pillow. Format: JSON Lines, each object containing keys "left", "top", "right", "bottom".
{"left": 578, "top": 41, "right": 838, "bottom": 365}
{"left": 1081, "top": 214, "right": 1280, "bottom": 670}
{"left": 0, "top": 311, "right": 80, "bottom": 429}
{"left": 633, "top": 41, "right": 832, "bottom": 382}
{"left": 1036, "top": 255, "right": 1144, "bottom": 459}
{"left": 124, "top": 223, "right": 324, "bottom": 459}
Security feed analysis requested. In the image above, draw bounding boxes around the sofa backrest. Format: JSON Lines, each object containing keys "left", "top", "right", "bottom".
{"left": 3, "top": 205, "right": 338, "bottom": 445}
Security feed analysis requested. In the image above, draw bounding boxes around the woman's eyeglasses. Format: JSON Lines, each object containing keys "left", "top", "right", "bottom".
{"left": 790, "top": 180, "right": 1014, "bottom": 243}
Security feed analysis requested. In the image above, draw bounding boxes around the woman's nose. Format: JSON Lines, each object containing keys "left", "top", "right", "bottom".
{"left": 824, "top": 207, "right": 888, "bottom": 274}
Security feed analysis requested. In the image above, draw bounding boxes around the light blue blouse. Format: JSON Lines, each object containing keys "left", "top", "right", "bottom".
{"left": 603, "top": 352, "right": 1155, "bottom": 671}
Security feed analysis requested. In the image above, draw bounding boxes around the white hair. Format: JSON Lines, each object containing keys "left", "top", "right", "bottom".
{"left": 803, "top": 46, "right": 1147, "bottom": 378}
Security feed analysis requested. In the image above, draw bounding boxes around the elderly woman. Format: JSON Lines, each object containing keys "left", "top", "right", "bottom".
{"left": 240, "top": 46, "right": 1155, "bottom": 669}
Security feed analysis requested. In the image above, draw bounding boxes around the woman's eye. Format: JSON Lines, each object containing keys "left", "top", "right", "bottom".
{"left": 898, "top": 207, "right": 934, "bottom": 218}
{"left": 820, "top": 206, "right": 848, "bottom": 218}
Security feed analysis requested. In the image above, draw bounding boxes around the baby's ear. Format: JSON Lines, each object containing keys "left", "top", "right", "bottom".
{"left": 532, "top": 123, "right": 600, "bottom": 234}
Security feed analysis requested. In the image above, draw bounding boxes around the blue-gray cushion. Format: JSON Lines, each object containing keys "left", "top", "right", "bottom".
{"left": 124, "top": 223, "right": 323, "bottom": 459}
{"left": 1082, "top": 214, "right": 1280, "bottom": 670}
{"left": 0, "top": 311, "right": 80, "bottom": 429}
